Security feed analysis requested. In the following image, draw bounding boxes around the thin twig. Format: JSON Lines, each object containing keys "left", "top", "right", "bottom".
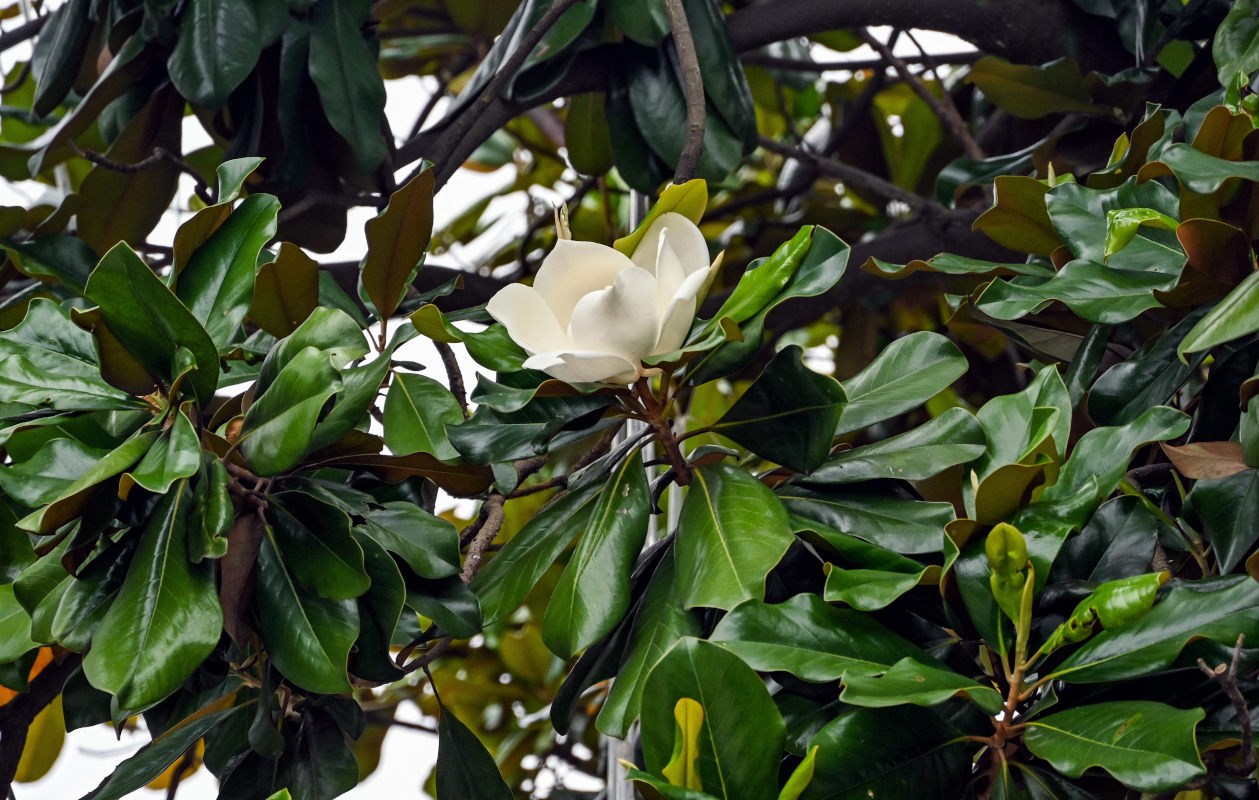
{"left": 0, "top": 62, "right": 29, "bottom": 96}
{"left": 163, "top": 749, "right": 197, "bottom": 800}
{"left": 859, "top": 29, "right": 983, "bottom": 160}
{"left": 69, "top": 142, "right": 214, "bottom": 206}
{"left": 408, "top": 0, "right": 587, "bottom": 187}
{"left": 1198, "top": 634, "right": 1255, "bottom": 776}
{"left": 434, "top": 341, "right": 469, "bottom": 419}
{"left": 758, "top": 135, "right": 934, "bottom": 213}
{"left": 662, "top": 0, "right": 707, "bottom": 183}
{"left": 740, "top": 50, "right": 981, "bottom": 73}
{"left": 398, "top": 636, "right": 451, "bottom": 675}
{"left": 0, "top": 15, "right": 47, "bottom": 54}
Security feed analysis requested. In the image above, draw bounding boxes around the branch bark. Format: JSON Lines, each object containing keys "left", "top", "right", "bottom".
{"left": 662, "top": 0, "right": 707, "bottom": 183}
{"left": 0, "top": 653, "right": 82, "bottom": 794}
{"left": 758, "top": 135, "right": 934, "bottom": 214}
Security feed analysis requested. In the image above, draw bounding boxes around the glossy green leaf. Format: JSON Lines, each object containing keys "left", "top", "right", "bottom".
{"left": 713, "top": 345, "right": 845, "bottom": 473}
{"left": 1043, "top": 572, "right": 1168, "bottom": 653}
{"left": 779, "top": 486, "right": 955, "bottom": 555}
{"left": 1040, "top": 405, "right": 1189, "bottom": 508}
{"left": 0, "top": 355, "right": 142, "bottom": 412}
{"left": 777, "top": 746, "right": 819, "bottom": 800}
{"left": 972, "top": 366, "right": 1069, "bottom": 480}
{"left": 1050, "top": 575, "right": 1259, "bottom": 682}
{"left": 255, "top": 307, "right": 368, "bottom": 395}
{"left": 175, "top": 193, "right": 280, "bottom": 348}
{"left": 863, "top": 253, "right": 1055, "bottom": 281}
{"left": 1045, "top": 179, "right": 1183, "bottom": 271}
{"left": 598, "top": 547, "right": 703, "bottom": 738}
{"left": 358, "top": 502, "right": 461, "bottom": 580}
{"left": 0, "top": 438, "right": 111, "bottom": 508}
{"left": 608, "top": 0, "right": 669, "bottom": 44}
{"left": 30, "top": 0, "right": 91, "bottom": 116}
{"left": 544, "top": 451, "right": 649, "bottom": 658}
{"left": 82, "top": 483, "right": 222, "bottom": 710}
{"left": 118, "top": 410, "right": 200, "bottom": 499}
{"left": 362, "top": 168, "right": 434, "bottom": 320}
{"left": 256, "top": 524, "right": 357, "bottom": 694}
{"left": 0, "top": 584, "right": 37, "bottom": 663}
{"left": 1178, "top": 270, "right": 1259, "bottom": 360}
{"left": 840, "top": 657, "right": 1003, "bottom": 714}
{"left": 471, "top": 483, "right": 602, "bottom": 625}
{"left": 382, "top": 373, "right": 463, "bottom": 461}
{"left": 1088, "top": 307, "right": 1208, "bottom": 425}
{"left": 168, "top": 0, "right": 263, "bottom": 108}
{"left": 84, "top": 243, "right": 220, "bottom": 405}
{"left": 435, "top": 698, "right": 513, "bottom": 800}
{"left": 406, "top": 575, "right": 482, "bottom": 639}
{"left": 191, "top": 457, "right": 232, "bottom": 562}
{"left": 308, "top": 0, "right": 387, "bottom": 173}
{"left": 565, "top": 92, "right": 614, "bottom": 175}
{"left": 1148, "top": 142, "right": 1259, "bottom": 194}
{"left": 972, "top": 176, "right": 1063, "bottom": 257}
{"left": 1104, "top": 208, "right": 1177, "bottom": 260}
{"left": 0, "top": 298, "right": 99, "bottom": 379}
{"left": 837, "top": 332, "right": 968, "bottom": 435}
{"left": 348, "top": 530, "right": 405, "bottom": 683}
{"left": 1024, "top": 702, "right": 1204, "bottom": 792}
{"left": 806, "top": 407, "right": 985, "bottom": 483}
{"left": 641, "top": 638, "right": 784, "bottom": 800}
{"left": 710, "top": 227, "right": 811, "bottom": 326}
{"left": 269, "top": 493, "right": 369, "bottom": 600}
{"left": 214, "top": 157, "right": 265, "bottom": 203}
{"left": 1049, "top": 496, "right": 1162, "bottom": 585}
{"left": 684, "top": 0, "right": 757, "bottom": 149}
{"left": 675, "top": 463, "right": 793, "bottom": 610}
{"left": 1215, "top": 0, "right": 1259, "bottom": 85}
{"left": 977, "top": 259, "right": 1179, "bottom": 324}
{"left": 708, "top": 594, "right": 925, "bottom": 682}
{"left": 287, "top": 706, "right": 360, "bottom": 800}
{"left": 249, "top": 243, "right": 319, "bottom": 338}
{"left": 18, "top": 430, "right": 158, "bottom": 534}
{"left": 1187, "top": 468, "right": 1259, "bottom": 574}
{"left": 238, "top": 346, "right": 343, "bottom": 476}
{"left": 965, "top": 56, "right": 1104, "bottom": 119}
{"left": 799, "top": 706, "right": 970, "bottom": 800}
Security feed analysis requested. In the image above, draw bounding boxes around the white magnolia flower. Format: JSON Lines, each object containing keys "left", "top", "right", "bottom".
{"left": 487, "top": 212, "right": 721, "bottom": 384}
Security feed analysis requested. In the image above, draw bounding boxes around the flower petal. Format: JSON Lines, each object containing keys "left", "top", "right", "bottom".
{"left": 485, "top": 283, "right": 569, "bottom": 355}
{"left": 630, "top": 212, "right": 710, "bottom": 279}
{"left": 654, "top": 266, "right": 712, "bottom": 354}
{"left": 533, "top": 240, "right": 637, "bottom": 328}
{"left": 568, "top": 265, "right": 660, "bottom": 363}
{"left": 524, "top": 351, "right": 640, "bottom": 384}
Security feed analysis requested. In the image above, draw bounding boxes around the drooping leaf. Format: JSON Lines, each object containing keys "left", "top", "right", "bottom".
{"left": 434, "top": 698, "right": 513, "bottom": 800}
{"left": 82, "top": 483, "right": 222, "bottom": 711}
{"left": 361, "top": 168, "right": 434, "bottom": 320}
{"left": 839, "top": 657, "right": 1003, "bottom": 714}
{"left": 1024, "top": 702, "right": 1205, "bottom": 792}
{"left": 308, "top": 0, "right": 387, "bottom": 173}
{"left": 358, "top": 502, "right": 461, "bottom": 580}
{"left": 268, "top": 493, "right": 370, "bottom": 600}
{"left": 965, "top": 57, "right": 1104, "bottom": 119}
{"left": 167, "top": 0, "right": 263, "bottom": 108}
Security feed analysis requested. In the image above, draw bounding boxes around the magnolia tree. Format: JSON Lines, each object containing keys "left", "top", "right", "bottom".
{"left": 3, "top": 0, "right": 1259, "bottom": 799}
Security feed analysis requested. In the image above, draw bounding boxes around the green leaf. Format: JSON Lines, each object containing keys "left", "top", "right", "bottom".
{"left": 1040, "top": 405, "right": 1189, "bottom": 508}
{"left": 543, "top": 452, "right": 650, "bottom": 658}
{"left": 777, "top": 746, "right": 819, "bottom": 800}
{"left": 470, "top": 483, "right": 602, "bottom": 625}
{"left": 18, "top": 430, "right": 159, "bottom": 534}
{"left": 1178, "top": 270, "right": 1259, "bottom": 360}
{"left": 255, "top": 307, "right": 369, "bottom": 395}
{"left": 435, "top": 699, "right": 513, "bottom": 800}
{"left": 684, "top": 0, "right": 757, "bottom": 149}
{"left": 965, "top": 57, "right": 1105, "bottom": 119}
{"left": 80, "top": 706, "right": 243, "bottom": 800}
{"left": 238, "top": 346, "right": 343, "bottom": 476}
{"left": 1187, "top": 468, "right": 1259, "bottom": 575}
{"left": 287, "top": 706, "right": 360, "bottom": 800}
{"left": 840, "top": 657, "right": 1003, "bottom": 714}
{"left": 84, "top": 243, "right": 220, "bottom": 406}
{"left": 0, "top": 356, "right": 142, "bottom": 412}
{"left": 0, "top": 584, "right": 37, "bottom": 663}
{"left": 710, "top": 227, "right": 811, "bottom": 325}
{"left": 565, "top": 93, "right": 614, "bottom": 175}
{"left": 972, "top": 176, "right": 1063, "bottom": 257}
{"left": 1088, "top": 307, "right": 1208, "bottom": 426}
{"left": 0, "top": 298, "right": 99, "bottom": 379}
{"left": 362, "top": 168, "right": 434, "bottom": 320}
{"left": 675, "top": 463, "right": 793, "bottom": 610}
{"left": 641, "top": 638, "right": 784, "bottom": 800}
{"left": 249, "top": 243, "right": 319, "bottom": 338}
{"left": 709, "top": 594, "right": 926, "bottom": 684}
{"left": 805, "top": 407, "right": 985, "bottom": 483}
{"left": 82, "top": 483, "right": 222, "bottom": 710}
{"left": 358, "top": 502, "right": 461, "bottom": 580}
{"left": 408, "top": 575, "right": 482, "bottom": 639}
{"left": 348, "top": 530, "right": 405, "bottom": 683}
{"left": 1049, "top": 576, "right": 1259, "bottom": 683}
{"left": 191, "top": 458, "right": 232, "bottom": 562}
{"left": 1024, "top": 702, "right": 1205, "bottom": 792}
{"left": 167, "top": 0, "right": 263, "bottom": 108}
{"left": 30, "top": 0, "right": 91, "bottom": 116}
{"left": 175, "top": 193, "right": 280, "bottom": 349}
{"left": 819, "top": 534, "right": 945, "bottom": 612}
{"left": 863, "top": 253, "right": 1055, "bottom": 281}
{"left": 838, "top": 332, "right": 968, "bottom": 435}
{"left": 976, "top": 259, "right": 1179, "bottom": 324}
{"left": 779, "top": 486, "right": 955, "bottom": 556}
{"left": 1042, "top": 573, "right": 1168, "bottom": 653}
{"left": 0, "top": 438, "right": 111, "bottom": 508}
{"left": 118, "top": 409, "right": 201, "bottom": 498}
{"left": 1103, "top": 208, "right": 1178, "bottom": 260}
{"left": 608, "top": 0, "right": 669, "bottom": 45}
{"left": 269, "top": 493, "right": 370, "bottom": 600}
{"left": 598, "top": 547, "right": 703, "bottom": 739}
{"left": 713, "top": 345, "right": 845, "bottom": 473}
{"left": 1215, "top": 0, "right": 1259, "bottom": 85}
{"left": 308, "top": 0, "right": 387, "bottom": 173}
{"left": 256, "top": 525, "right": 357, "bottom": 694}
{"left": 214, "top": 157, "right": 265, "bottom": 203}
{"left": 1045, "top": 179, "right": 1183, "bottom": 271}
{"left": 799, "top": 706, "right": 971, "bottom": 800}
{"left": 382, "top": 373, "right": 463, "bottom": 461}
{"left": 1148, "top": 142, "right": 1259, "bottom": 194}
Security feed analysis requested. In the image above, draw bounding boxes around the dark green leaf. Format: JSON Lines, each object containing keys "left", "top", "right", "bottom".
{"left": 382, "top": 373, "right": 463, "bottom": 461}
{"left": 565, "top": 93, "right": 614, "bottom": 175}
{"left": 965, "top": 56, "right": 1104, "bottom": 119}
{"left": 30, "top": 0, "right": 91, "bottom": 116}
{"left": 349, "top": 530, "right": 405, "bottom": 683}
{"left": 82, "top": 482, "right": 222, "bottom": 710}
{"left": 407, "top": 575, "right": 481, "bottom": 639}
{"left": 167, "top": 0, "right": 263, "bottom": 108}
{"left": 238, "top": 346, "right": 343, "bottom": 476}
{"left": 779, "top": 486, "right": 955, "bottom": 556}
{"left": 1187, "top": 468, "right": 1259, "bottom": 574}
{"left": 0, "top": 584, "right": 36, "bottom": 662}
{"left": 1088, "top": 306, "right": 1209, "bottom": 425}
{"left": 361, "top": 169, "right": 434, "bottom": 320}
{"left": 119, "top": 410, "right": 200, "bottom": 498}
{"left": 838, "top": 332, "right": 968, "bottom": 434}
{"left": 358, "top": 502, "right": 461, "bottom": 580}
{"left": 1178, "top": 270, "right": 1259, "bottom": 360}
{"left": 805, "top": 407, "right": 986, "bottom": 484}
{"left": 18, "top": 430, "right": 158, "bottom": 534}
{"left": 839, "top": 657, "right": 1003, "bottom": 714}
{"left": 435, "top": 699, "right": 513, "bottom": 800}
{"left": 308, "top": 0, "right": 387, "bottom": 173}
{"left": 0, "top": 438, "right": 111, "bottom": 507}
{"left": 269, "top": 493, "right": 369, "bottom": 600}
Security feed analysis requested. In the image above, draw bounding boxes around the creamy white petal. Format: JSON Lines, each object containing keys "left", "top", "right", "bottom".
{"left": 533, "top": 240, "right": 637, "bottom": 328}
{"left": 567, "top": 266, "right": 660, "bottom": 363}
{"left": 485, "top": 283, "right": 570, "bottom": 355}
{"left": 524, "top": 351, "right": 640, "bottom": 384}
{"left": 630, "top": 212, "right": 710, "bottom": 278}
{"left": 653, "top": 265, "right": 712, "bottom": 354}
{"left": 652, "top": 231, "right": 687, "bottom": 307}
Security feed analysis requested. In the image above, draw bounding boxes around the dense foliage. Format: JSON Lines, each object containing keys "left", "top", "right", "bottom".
{"left": 3, "top": 0, "right": 1259, "bottom": 799}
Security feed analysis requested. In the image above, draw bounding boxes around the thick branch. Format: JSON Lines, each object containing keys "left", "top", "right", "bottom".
{"left": 740, "top": 50, "right": 981, "bottom": 73}
{"left": 758, "top": 135, "right": 934, "bottom": 213}
{"left": 0, "top": 654, "right": 82, "bottom": 793}
{"left": 663, "top": 0, "right": 707, "bottom": 183}
{"left": 0, "top": 15, "right": 47, "bottom": 54}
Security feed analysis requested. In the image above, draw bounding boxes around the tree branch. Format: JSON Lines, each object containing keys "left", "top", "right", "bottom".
{"left": 0, "top": 654, "right": 82, "bottom": 794}
{"left": 860, "top": 29, "right": 984, "bottom": 160}
{"left": 69, "top": 142, "right": 214, "bottom": 206}
{"left": 740, "top": 50, "right": 981, "bottom": 73}
{"left": 663, "top": 0, "right": 707, "bottom": 183}
{"left": 758, "top": 135, "right": 935, "bottom": 213}
{"left": 0, "top": 15, "right": 47, "bottom": 54}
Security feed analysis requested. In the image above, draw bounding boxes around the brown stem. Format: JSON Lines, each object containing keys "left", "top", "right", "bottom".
{"left": 634, "top": 379, "right": 692, "bottom": 486}
{"left": 663, "top": 0, "right": 707, "bottom": 183}
{"left": 757, "top": 135, "right": 935, "bottom": 214}
{"left": 68, "top": 141, "right": 214, "bottom": 206}
{"left": 858, "top": 29, "right": 984, "bottom": 161}
{"left": 460, "top": 493, "right": 506, "bottom": 583}
{"left": 398, "top": 636, "right": 451, "bottom": 675}
{"left": 434, "top": 341, "right": 469, "bottom": 419}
